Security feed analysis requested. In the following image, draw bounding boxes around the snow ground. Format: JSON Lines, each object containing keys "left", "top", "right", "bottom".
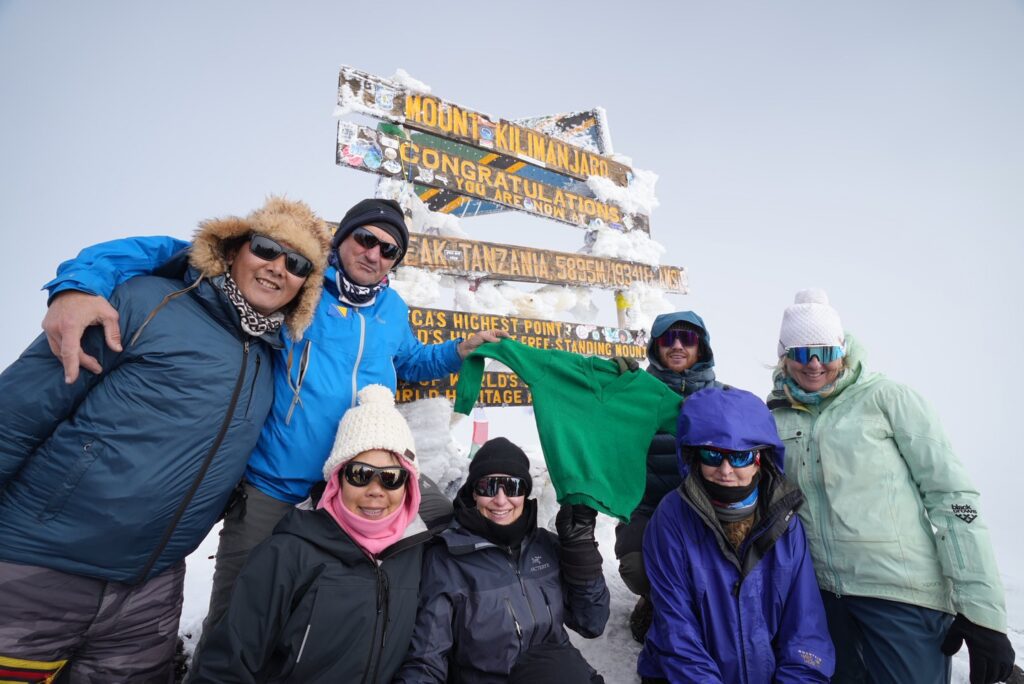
{"left": 180, "top": 400, "right": 1023, "bottom": 681}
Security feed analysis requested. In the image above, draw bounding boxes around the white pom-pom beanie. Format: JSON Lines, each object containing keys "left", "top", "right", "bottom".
{"left": 777, "top": 288, "right": 845, "bottom": 357}
{"left": 321, "top": 385, "right": 418, "bottom": 480}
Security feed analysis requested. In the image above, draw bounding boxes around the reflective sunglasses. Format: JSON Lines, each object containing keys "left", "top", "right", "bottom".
{"left": 657, "top": 328, "right": 700, "bottom": 348}
{"left": 697, "top": 448, "right": 759, "bottom": 468}
{"left": 472, "top": 475, "right": 528, "bottom": 498}
{"left": 351, "top": 226, "right": 403, "bottom": 260}
{"left": 248, "top": 234, "right": 314, "bottom": 278}
{"left": 785, "top": 345, "right": 844, "bottom": 365}
{"left": 341, "top": 461, "right": 409, "bottom": 490}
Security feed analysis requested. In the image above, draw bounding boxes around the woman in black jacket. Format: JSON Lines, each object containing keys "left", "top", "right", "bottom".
{"left": 395, "top": 437, "right": 610, "bottom": 684}
{"left": 191, "top": 385, "right": 445, "bottom": 684}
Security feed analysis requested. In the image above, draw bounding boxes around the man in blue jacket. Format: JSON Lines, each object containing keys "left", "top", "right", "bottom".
{"left": 37, "top": 198, "right": 504, "bottom": 655}
{"left": 0, "top": 196, "right": 330, "bottom": 682}
{"left": 638, "top": 386, "right": 834, "bottom": 683}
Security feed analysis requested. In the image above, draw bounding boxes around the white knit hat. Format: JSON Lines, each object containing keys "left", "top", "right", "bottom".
{"left": 777, "top": 288, "right": 845, "bottom": 357}
{"left": 321, "top": 385, "right": 418, "bottom": 480}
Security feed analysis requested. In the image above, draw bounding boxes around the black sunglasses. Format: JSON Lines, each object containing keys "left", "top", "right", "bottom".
{"left": 248, "top": 234, "right": 313, "bottom": 278}
{"left": 658, "top": 328, "right": 700, "bottom": 348}
{"left": 350, "top": 226, "right": 403, "bottom": 260}
{"left": 473, "top": 475, "right": 528, "bottom": 498}
{"left": 342, "top": 461, "right": 409, "bottom": 491}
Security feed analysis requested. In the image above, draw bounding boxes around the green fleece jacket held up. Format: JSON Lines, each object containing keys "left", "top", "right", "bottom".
{"left": 454, "top": 339, "right": 682, "bottom": 521}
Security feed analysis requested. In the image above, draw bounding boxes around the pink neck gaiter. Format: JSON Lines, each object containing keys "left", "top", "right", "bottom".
{"left": 318, "top": 459, "right": 421, "bottom": 557}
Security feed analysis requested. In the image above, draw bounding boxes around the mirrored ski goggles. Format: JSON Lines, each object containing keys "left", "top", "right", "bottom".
{"left": 473, "top": 475, "right": 528, "bottom": 498}
{"left": 342, "top": 461, "right": 409, "bottom": 490}
{"left": 697, "top": 448, "right": 759, "bottom": 469}
{"left": 657, "top": 328, "right": 701, "bottom": 348}
{"left": 785, "top": 345, "right": 844, "bottom": 365}
{"left": 351, "top": 226, "right": 403, "bottom": 260}
{"left": 248, "top": 234, "right": 314, "bottom": 278}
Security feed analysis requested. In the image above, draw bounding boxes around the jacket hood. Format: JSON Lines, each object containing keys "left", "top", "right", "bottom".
{"left": 647, "top": 311, "right": 715, "bottom": 369}
{"left": 676, "top": 386, "right": 785, "bottom": 478}
{"left": 189, "top": 196, "right": 332, "bottom": 341}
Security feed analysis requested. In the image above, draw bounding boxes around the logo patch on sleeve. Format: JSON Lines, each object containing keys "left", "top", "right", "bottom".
{"left": 952, "top": 504, "right": 978, "bottom": 523}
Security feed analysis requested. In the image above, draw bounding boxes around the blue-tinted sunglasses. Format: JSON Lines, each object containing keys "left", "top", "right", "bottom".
{"left": 785, "top": 345, "right": 844, "bottom": 364}
{"left": 697, "top": 448, "right": 759, "bottom": 468}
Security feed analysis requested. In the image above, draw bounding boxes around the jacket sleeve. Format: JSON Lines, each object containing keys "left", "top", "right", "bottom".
{"left": 561, "top": 573, "right": 610, "bottom": 638}
{"left": 392, "top": 300, "right": 463, "bottom": 383}
{"left": 393, "top": 547, "right": 456, "bottom": 683}
{"left": 0, "top": 290, "right": 132, "bottom": 488}
{"left": 452, "top": 339, "right": 549, "bottom": 415}
{"left": 42, "top": 235, "right": 188, "bottom": 299}
{"left": 771, "top": 519, "right": 835, "bottom": 683}
{"left": 885, "top": 383, "right": 1007, "bottom": 632}
{"left": 642, "top": 502, "right": 725, "bottom": 683}
{"left": 655, "top": 384, "right": 683, "bottom": 435}
{"left": 190, "top": 540, "right": 308, "bottom": 684}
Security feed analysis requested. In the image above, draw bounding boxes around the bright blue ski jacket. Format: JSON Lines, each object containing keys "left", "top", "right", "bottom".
{"left": 44, "top": 236, "right": 463, "bottom": 503}
{"left": 638, "top": 387, "right": 834, "bottom": 683}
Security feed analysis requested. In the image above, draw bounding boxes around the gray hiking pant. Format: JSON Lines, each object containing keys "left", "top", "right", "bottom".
{"left": 0, "top": 560, "right": 185, "bottom": 684}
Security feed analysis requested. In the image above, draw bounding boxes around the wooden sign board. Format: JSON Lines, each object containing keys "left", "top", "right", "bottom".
{"left": 392, "top": 108, "right": 614, "bottom": 220}
{"left": 337, "top": 121, "right": 649, "bottom": 233}
{"left": 338, "top": 66, "right": 632, "bottom": 187}
{"left": 404, "top": 233, "right": 687, "bottom": 294}
{"left": 396, "top": 307, "right": 649, "bottom": 405}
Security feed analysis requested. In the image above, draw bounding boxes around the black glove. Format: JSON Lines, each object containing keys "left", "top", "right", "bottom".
{"left": 555, "top": 504, "right": 603, "bottom": 584}
{"left": 611, "top": 356, "right": 639, "bottom": 374}
{"left": 940, "top": 613, "right": 1015, "bottom": 684}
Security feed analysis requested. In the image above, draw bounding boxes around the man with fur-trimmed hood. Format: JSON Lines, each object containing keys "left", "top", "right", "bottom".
{"left": 0, "top": 196, "right": 330, "bottom": 683}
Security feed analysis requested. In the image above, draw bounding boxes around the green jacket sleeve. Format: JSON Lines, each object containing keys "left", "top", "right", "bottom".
{"left": 885, "top": 383, "right": 1007, "bottom": 632}
{"left": 655, "top": 382, "right": 683, "bottom": 436}
{"left": 452, "top": 339, "right": 549, "bottom": 415}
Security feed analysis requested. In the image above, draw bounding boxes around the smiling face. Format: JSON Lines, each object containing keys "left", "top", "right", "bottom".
{"left": 785, "top": 356, "right": 844, "bottom": 393}
{"left": 337, "top": 224, "right": 400, "bottom": 286}
{"left": 340, "top": 449, "right": 407, "bottom": 520}
{"left": 657, "top": 325, "right": 701, "bottom": 373}
{"left": 229, "top": 238, "right": 307, "bottom": 315}
{"left": 473, "top": 472, "right": 526, "bottom": 526}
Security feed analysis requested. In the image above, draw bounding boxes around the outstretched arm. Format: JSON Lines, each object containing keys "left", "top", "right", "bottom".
{"left": 41, "top": 235, "right": 187, "bottom": 382}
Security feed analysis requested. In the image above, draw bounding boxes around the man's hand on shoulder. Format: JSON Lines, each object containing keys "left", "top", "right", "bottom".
{"left": 43, "top": 291, "right": 122, "bottom": 383}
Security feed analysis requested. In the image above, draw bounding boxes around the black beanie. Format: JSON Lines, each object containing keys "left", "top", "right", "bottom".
{"left": 332, "top": 198, "right": 409, "bottom": 265}
{"left": 467, "top": 437, "right": 533, "bottom": 496}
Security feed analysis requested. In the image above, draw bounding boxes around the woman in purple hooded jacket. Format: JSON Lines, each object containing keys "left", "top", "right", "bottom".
{"left": 638, "top": 386, "right": 834, "bottom": 683}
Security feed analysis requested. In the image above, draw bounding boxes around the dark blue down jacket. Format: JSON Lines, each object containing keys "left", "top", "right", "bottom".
{"left": 638, "top": 387, "right": 834, "bottom": 683}
{"left": 395, "top": 515, "right": 610, "bottom": 683}
{"left": 0, "top": 268, "right": 277, "bottom": 584}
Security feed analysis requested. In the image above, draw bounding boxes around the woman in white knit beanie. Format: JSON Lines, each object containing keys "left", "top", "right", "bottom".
{"left": 192, "top": 385, "right": 443, "bottom": 683}
{"left": 768, "top": 289, "right": 1013, "bottom": 684}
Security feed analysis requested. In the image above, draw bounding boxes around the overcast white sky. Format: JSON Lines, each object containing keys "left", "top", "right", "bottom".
{"left": 2, "top": 1, "right": 1022, "bottom": 574}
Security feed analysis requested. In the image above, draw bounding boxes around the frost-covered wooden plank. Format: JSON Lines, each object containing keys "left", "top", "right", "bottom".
{"left": 404, "top": 233, "right": 686, "bottom": 294}
{"left": 338, "top": 65, "right": 632, "bottom": 187}
{"left": 337, "top": 121, "right": 649, "bottom": 233}
{"left": 396, "top": 306, "right": 649, "bottom": 405}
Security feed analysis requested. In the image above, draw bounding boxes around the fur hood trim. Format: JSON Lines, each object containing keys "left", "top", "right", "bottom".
{"left": 190, "top": 196, "right": 332, "bottom": 340}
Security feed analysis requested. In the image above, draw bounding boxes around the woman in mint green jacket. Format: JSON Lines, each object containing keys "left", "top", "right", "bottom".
{"left": 767, "top": 289, "right": 1014, "bottom": 684}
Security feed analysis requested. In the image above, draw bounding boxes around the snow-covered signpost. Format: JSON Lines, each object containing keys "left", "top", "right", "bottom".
{"left": 333, "top": 65, "right": 684, "bottom": 406}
